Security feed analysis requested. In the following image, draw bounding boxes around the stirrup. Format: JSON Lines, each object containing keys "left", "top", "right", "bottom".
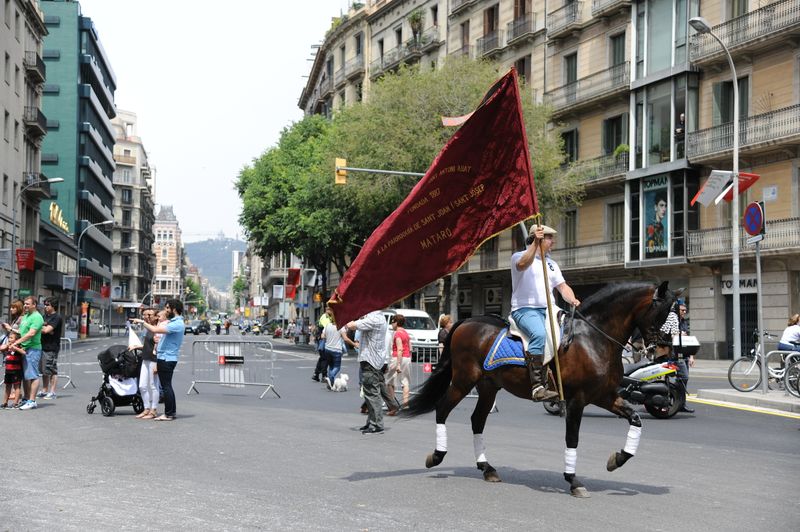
{"left": 532, "top": 385, "right": 559, "bottom": 402}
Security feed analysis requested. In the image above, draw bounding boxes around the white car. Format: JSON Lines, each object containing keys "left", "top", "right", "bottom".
{"left": 382, "top": 309, "right": 439, "bottom": 362}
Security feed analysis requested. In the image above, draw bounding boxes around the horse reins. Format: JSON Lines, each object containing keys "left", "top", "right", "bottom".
{"left": 568, "top": 306, "right": 654, "bottom": 360}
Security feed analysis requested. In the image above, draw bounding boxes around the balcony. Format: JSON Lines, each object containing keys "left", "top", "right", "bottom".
{"left": 450, "top": 0, "right": 477, "bottom": 17}
{"left": 686, "top": 103, "right": 800, "bottom": 163}
{"left": 334, "top": 67, "right": 346, "bottom": 89}
{"left": 345, "top": 55, "right": 365, "bottom": 80}
{"left": 545, "top": 62, "right": 629, "bottom": 118}
{"left": 572, "top": 152, "right": 629, "bottom": 184}
{"left": 547, "top": 1, "right": 585, "bottom": 40}
{"left": 507, "top": 14, "right": 540, "bottom": 46}
{"left": 687, "top": 217, "right": 800, "bottom": 260}
{"left": 114, "top": 154, "right": 136, "bottom": 166}
{"left": 551, "top": 240, "right": 624, "bottom": 270}
{"left": 689, "top": 0, "right": 800, "bottom": 65}
{"left": 22, "top": 172, "right": 55, "bottom": 201}
{"left": 477, "top": 30, "right": 504, "bottom": 57}
{"left": 23, "top": 51, "right": 46, "bottom": 84}
{"left": 369, "top": 48, "right": 400, "bottom": 79}
{"left": 591, "top": 0, "right": 631, "bottom": 19}
{"left": 23, "top": 106, "right": 47, "bottom": 138}
{"left": 318, "top": 77, "right": 333, "bottom": 99}
{"left": 419, "top": 26, "right": 443, "bottom": 52}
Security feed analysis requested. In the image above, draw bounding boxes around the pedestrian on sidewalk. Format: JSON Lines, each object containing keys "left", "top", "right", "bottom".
{"left": 12, "top": 296, "right": 44, "bottom": 410}
{"left": 40, "top": 297, "right": 64, "bottom": 400}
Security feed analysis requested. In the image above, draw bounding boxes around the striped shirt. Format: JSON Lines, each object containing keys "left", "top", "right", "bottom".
{"left": 355, "top": 311, "right": 387, "bottom": 370}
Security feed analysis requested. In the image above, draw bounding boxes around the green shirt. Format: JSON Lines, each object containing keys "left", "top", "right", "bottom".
{"left": 20, "top": 311, "right": 44, "bottom": 350}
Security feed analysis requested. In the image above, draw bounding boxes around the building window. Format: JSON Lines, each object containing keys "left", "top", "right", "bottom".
{"left": 122, "top": 210, "right": 132, "bottom": 227}
{"left": 13, "top": 120, "right": 18, "bottom": 149}
{"left": 561, "top": 129, "right": 578, "bottom": 164}
{"left": 121, "top": 230, "right": 131, "bottom": 248}
{"left": 355, "top": 82, "right": 363, "bottom": 102}
{"left": 3, "top": 110, "right": 8, "bottom": 142}
{"left": 609, "top": 202, "right": 624, "bottom": 241}
{"left": 728, "top": 0, "right": 747, "bottom": 19}
{"left": 395, "top": 27, "right": 402, "bottom": 47}
{"left": 460, "top": 21, "right": 470, "bottom": 48}
{"left": 14, "top": 65, "right": 19, "bottom": 94}
{"left": 483, "top": 4, "right": 499, "bottom": 34}
{"left": 2, "top": 174, "right": 7, "bottom": 205}
{"left": 4, "top": 53, "right": 9, "bottom": 84}
{"left": 564, "top": 52, "right": 577, "bottom": 104}
{"left": 713, "top": 76, "right": 749, "bottom": 125}
{"left": 515, "top": 55, "right": 531, "bottom": 85}
{"left": 161, "top": 265, "right": 167, "bottom": 274}
{"left": 602, "top": 114, "right": 628, "bottom": 156}
{"left": 14, "top": 9, "right": 19, "bottom": 40}
{"left": 431, "top": 5, "right": 438, "bottom": 26}
{"left": 355, "top": 33, "right": 362, "bottom": 56}
{"left": 563, "top": 210, "right": 577, "bottom": 248}
{"left": 378, "top": 39, "right": 384, "bottom": 59}
{"left": 121, "top": 188, "right": 133, "bottom": 204}
{"left": 610, "top": 33, "right": 625, "bottom": 67}
{"left": 161, "top": 248, "right": 167, "bottom": 258}
{"left": 4, "top": 0, "right": 10, "bottom": 28}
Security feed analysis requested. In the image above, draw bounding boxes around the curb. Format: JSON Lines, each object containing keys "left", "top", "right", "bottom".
{"left": 696, "top": 388, "right": 800, "bottom": 414}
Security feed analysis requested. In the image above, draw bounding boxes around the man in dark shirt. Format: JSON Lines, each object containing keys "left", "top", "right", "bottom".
{"left": 40, "top": 297, "right": 64, "bottom": 400}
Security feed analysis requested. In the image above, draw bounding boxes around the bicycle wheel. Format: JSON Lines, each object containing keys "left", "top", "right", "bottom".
{"left": 784, "top": 361, "right": 800, "bottom": 399}
{"left": 728, "top": 357, "right": 761, "bottom": 392}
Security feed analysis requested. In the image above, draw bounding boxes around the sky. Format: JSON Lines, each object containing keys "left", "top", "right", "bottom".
{"left": 75, "top": 0, "right": 351, "bottom": 242}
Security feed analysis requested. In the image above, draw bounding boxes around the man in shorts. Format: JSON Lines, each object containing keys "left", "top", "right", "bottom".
{"left": 40, "top": 297, "right": 64, "bottom": 399}
{"left": 10, "top": 296, "right": 44, "bottom": 410}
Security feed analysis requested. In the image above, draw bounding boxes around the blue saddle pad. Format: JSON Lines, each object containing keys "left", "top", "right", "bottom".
{"left": 483, "top": 329, "right": 525, "bottom": 371}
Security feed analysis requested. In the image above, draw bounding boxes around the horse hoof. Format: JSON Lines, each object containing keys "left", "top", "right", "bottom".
{"left": 425, "top": 450, "right": 446, "bottom": 469}
{"left": 606, "top": 452, "right": 619, "bottom": 472}
{"left": 571, "top": 486, "right": 590, "bottom": 498}
{"left": 483, "top": 470, "right": 502, "bottom": 483}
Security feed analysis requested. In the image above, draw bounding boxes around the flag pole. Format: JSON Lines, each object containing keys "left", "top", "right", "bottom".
{"left": 534, "top": 218, "right": 565, "bottom": 409}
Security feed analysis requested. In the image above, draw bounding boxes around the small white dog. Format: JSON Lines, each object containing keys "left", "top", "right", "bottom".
{"left": 332, "top": 373, "right": 349, "bottom": 392}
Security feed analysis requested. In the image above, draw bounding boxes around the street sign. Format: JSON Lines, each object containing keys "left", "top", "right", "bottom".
{"left": 743, "top": 201, "right": 764, "bottom": 236}
{"left": 691, "top": 170, "right": 731, "bottom": 207}
{"left": 746, "top": 234, "right": 764, "bottom": 245}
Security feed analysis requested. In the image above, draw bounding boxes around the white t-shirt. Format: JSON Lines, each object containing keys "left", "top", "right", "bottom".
{"left": 323, "top": 323, "right": 344, "bottom": 352}
{"left": 780, "top": 324, "right": 800, "bottom": 345}
{"left": 510, "top": 251, "right": 565, "bottom": 311}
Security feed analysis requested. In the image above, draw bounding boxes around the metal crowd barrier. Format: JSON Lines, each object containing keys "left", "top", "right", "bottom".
{"left": 187, "top": 339, "right": 280, "bottom": 399}
{"left": 405, "top": 347, "right": 479, "bottom": 399}
{"left": 58, "top": 337, "right": 75, "bottom": 389}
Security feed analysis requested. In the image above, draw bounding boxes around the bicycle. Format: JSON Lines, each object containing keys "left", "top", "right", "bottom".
{"left": 783, "top": 358, "right": 800, "bottom": 399}
{"left": 727, "top": 330, "right": 800, "bottom": 392}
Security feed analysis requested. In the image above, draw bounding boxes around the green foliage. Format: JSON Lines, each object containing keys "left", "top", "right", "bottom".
{"left": 231, "top": 276, "right": 247, "bottom": 307}
{"left": 407, "top": 8, "right": 424, "bottom": 39}
{"left": 237, "top": 59, "right": 585, "bottom": 284}
{"left": 184, "top": 278, "right": 207, "bottom": 315}
{"left": 613, "top": 143, "right": 630, "bottom": 158}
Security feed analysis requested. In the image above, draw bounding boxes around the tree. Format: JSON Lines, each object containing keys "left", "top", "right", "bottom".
{"left": 231, "top": 276, "right": 247, "bottom": 307}
{"left": 184, "top": 278, "right": 207, "bottom": 316}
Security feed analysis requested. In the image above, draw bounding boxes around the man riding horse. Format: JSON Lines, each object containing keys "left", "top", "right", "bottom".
{"left": 510, "top": 224, "right": 581, "bottom": 402}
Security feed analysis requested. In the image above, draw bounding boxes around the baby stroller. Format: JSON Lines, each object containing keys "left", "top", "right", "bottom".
{"left": 87, "top": 345, "right": 145, "bottom": 417}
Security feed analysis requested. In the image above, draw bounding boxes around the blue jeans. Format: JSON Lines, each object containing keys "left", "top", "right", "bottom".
{"left": 511, "top": 308, "right": 546, "bottom": 354}
{"left": 156, "top": 359, "right": 177, "bottom": 417}
{"left": 777, "top": 342, "right": 800, "bottom": 352}
{"left": 326, "top": 349, "right": 342, "bottom": 383}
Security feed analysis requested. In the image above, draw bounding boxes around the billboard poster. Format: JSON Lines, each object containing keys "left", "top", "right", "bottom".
{"left": 643, "top": 175, "right": 668, "bottom": 259}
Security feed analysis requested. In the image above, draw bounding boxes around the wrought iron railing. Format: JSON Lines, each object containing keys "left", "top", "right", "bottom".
{"left": 591, "top": 0, "right": 631, "bottom": 17}
{"left": 319, "top": 77, "right": 333, "bottom": 97}
{"left": 686, "top": 103, "right": 800, "bottom": 160}
{"left": 507, "top": 14, "right": 538, "bottom": 43}
{"left": 689, "top": 0, "right": 800, "bottom": 62}
{"left": 572, "top": 152, "right": 629, "bottom": 183}
{"left": 345, "top": 55, "right": 365, "bottom": 78}
{"left": 687, "top": 217, "right": 800, "bottom": 258}
{"left": 547, "top": 1, "right": 584, "bottom": 37}
{"left": 477, "top": 30, "right": 503, "bottom": 56}
{"left": 23, "top": 51, "right": 46, "bottom": 83}
{"left": 450, "top": 0, "right": 477, "bottom": 15}
{"left": 450, "top": 44, "right": 473, "bottom": 59}
{"left": 551, "top": 240, "right": 624, "bottom": 270}
{"left": 334, "top": 67, "right": 345, "bottom": 87}
{"left": 546, "top": 61, "right": 629, "bottom": 112}
{"left": 23, "top": 106, "right": 47, "bottom": 134}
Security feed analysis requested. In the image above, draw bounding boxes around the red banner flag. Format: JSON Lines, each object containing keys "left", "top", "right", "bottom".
{"left": 330, "top": 69, "right": 537, "bottom": 325}
{"left": 286, "top": 268, "right": 301, "bottom": 286}
{"left": 100, "top": 285, "right": 111, "bottom": 298}
{"left": 78, "top": 276, "right": 91, "bottom": 290}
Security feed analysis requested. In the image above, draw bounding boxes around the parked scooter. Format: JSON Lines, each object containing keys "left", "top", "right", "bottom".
{"left": 251, "top": 323, "right": 261, "bottom": 336}
{"left": 544, "top": 355, "right": 686, "bottom": 419}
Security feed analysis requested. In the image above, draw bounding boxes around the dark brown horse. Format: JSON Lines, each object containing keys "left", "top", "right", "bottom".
{"left": 401, "top": 281, "right": 677, "bottom": 497}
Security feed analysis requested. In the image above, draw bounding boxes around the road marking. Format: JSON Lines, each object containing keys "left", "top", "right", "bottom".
{"left": 687, "top": 395, "right": 800, "bottom": 419}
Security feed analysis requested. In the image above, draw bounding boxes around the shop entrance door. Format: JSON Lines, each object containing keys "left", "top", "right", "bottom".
{"left": 724, "top": 294, "right": 758, "bottom": 359}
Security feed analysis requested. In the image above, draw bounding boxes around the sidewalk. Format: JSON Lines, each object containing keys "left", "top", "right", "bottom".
{"left": 691, "top": 358, "right": 800, "bottom": 414}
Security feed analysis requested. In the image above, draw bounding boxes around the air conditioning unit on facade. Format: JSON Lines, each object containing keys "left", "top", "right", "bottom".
{"left": 484, "top": 287, "right": 502, "bottom": 306}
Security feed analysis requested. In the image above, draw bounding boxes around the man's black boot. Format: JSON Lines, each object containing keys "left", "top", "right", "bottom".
{"left": 524, "top": 352, "right": 559, "bottom": 402}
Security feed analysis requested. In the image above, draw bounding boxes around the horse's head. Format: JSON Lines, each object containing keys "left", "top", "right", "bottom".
{"left": 634, "top": 281, "right": 680, "bottom": 347}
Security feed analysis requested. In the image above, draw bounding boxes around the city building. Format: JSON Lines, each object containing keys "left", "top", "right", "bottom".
{"left": 298, "top": 0, "right": 800, "bottom": 359}
{"left": 110, "top": 109, "right": 155, "bottom": 318}
{"left": 40, "top": 0, "right": 117, "bottom": 324}
{"left": 152, "top": 205, "right": 185, "bottom": 305}
{"left": 0, "top": 0, "right": 51, "bottom": 308}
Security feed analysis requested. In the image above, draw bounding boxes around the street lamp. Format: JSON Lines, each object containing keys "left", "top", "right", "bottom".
{"left": 689, "top": 16, "right": 742, "bottom": 359}
{"left": 10, "top": 177, "right": 64, "bottom": 306}
{"left": 73, "top": 220, "right": 114, "bottom": 332}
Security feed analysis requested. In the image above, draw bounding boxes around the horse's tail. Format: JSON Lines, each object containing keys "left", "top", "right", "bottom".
{"left": 401, "top": 320, "right": 461, "bottom": 418}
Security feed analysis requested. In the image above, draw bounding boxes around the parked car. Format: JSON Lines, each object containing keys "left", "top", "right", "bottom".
{"left": 186, "top": 319, "right": 211, "bottom": 335}
{"left": 381, "top": 309, "right": 439, "bottom": 362}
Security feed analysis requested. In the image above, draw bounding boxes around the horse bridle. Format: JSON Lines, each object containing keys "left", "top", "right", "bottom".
{"left": 566, "top": 288, "right": 669, "bottom": 357}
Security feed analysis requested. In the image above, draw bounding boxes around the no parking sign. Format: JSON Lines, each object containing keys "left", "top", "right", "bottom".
{"left": 743, "top": 201, "right": 765, "bottom": 239}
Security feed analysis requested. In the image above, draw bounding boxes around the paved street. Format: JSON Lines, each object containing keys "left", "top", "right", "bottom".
{"left": 2, "top": 333, "right": 798, "bottom": 530}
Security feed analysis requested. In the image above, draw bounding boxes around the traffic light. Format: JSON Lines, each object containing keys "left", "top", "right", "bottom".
{"left": 335, "top": 158, "right": 347, "bottom": 185}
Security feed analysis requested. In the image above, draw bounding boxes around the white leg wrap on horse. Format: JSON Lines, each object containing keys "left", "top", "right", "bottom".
{"left": 623, "top": 425, "right": 642, "bottom": 455}
{"left": 564, "top": 448, "right": 577, "bottom": 474}
{"left": 473, "top": 434, "right": 487, "bottom": 463}
{"left": 436, "top": 424, "right": 447, "bottom": 452}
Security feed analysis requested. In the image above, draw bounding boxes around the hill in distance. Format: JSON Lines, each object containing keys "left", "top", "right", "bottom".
{"left": 184, "top": 237, "right": 247, "bottom": 291}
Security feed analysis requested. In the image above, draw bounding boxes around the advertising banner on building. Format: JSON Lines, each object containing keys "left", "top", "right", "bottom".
{"left": 643, "top": 176, "right": 669, "bottom": 259}
{"left": 15, "top": 248, "right": 35, "bottom": 271}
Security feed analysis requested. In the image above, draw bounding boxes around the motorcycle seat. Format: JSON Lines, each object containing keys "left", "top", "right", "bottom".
{"left": 623, "top": 358, "right": 653, "bottom": 376}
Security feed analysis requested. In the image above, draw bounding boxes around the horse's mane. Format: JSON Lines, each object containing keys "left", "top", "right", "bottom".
{"left": 576, "top": 281, "right": 655, "bottom": 317}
